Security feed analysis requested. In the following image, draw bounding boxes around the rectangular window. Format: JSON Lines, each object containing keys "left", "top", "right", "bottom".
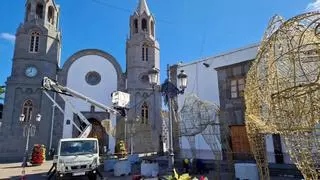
{"left": 146, "top": 48, "right": 148, "bottom": 61}
{"left": 23, "top": 107, "right": 28, "bottom": 117}
{"left": 141, "top": 111, "right": 144, "bottom": 122}
{"left": 27, "top": 108, "right": 32, "bottom": 122}
{"left": 29, "top": 33, "right": 40, "bottom": 53}
{"left": 90, "top": 105, "right": 95, "bottom": 112}
{"left": 142, "top": 47, "right": 145, "bottom": 61}
{"left": 230, "top": 78, "right": 245, "bottom": 98}
{"left": 35, "top": 36, "right": 39, "bottom": 52}
{"left": 238, "top": 78, "right": 245, "bottom": 96}
{"left": 30, "top": 36, "right": 35, "bottom": 52}
{"left": 273, "top": 134, "right": 284, "bottom": 164}
{"left": 145, "top": 109, "right": 149, "bottom": 124}
{"left": 231, "top": 80, "right": 237, "bottom": 98}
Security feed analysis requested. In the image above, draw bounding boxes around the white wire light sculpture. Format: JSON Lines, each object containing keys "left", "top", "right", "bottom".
{"left": 245, "top": 12, "right": 320, "bottom": 180}
{"left": 179, "top": 94, "right": 222, "bottom": 158}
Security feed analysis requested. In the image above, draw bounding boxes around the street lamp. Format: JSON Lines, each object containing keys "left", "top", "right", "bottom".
{"left": 36, "top": 114, "right": 42, "bottom": 122}
{"left": 20, "top": 113, "right": 41, "bottom": 167}
{"left": 19, "top": 114, "right": 25, "bottom": 122}
{"left": 148, "top": 67, "right": 160, "bottom": 87}
{"left": 148, "top": 65, "right": 188, "bottom": 173}
{"left": 177, "top": 70, "right": 188, "bottom": 90}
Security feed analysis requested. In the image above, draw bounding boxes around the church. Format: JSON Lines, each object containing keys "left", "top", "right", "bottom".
{"left": 0, "top": 0, "right": 162, "bottom": 162}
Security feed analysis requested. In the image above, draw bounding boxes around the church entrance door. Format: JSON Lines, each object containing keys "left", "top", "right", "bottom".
{"left": 88, "top": 118, "right": 107, "bottom": 155}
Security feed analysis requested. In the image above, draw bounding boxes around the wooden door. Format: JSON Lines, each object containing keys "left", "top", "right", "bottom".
{"left": 88, "top": 119, "right": 106, "bottom": 154}
{"left": 230, "top": 125, "right": 251, "bottom": 160}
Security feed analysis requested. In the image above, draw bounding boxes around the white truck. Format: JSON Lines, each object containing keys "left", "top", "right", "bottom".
{"left": 42, "top": 77, "right": 130, "bottom": 180}
{"left": 56, "top": 138, "right": 100, "bottom": 180}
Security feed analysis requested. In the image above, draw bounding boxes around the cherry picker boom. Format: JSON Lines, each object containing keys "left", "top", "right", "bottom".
{"left": 41, "top": 76, "right": 129, "bottom": 138}
{"left": 43, "top": 77, "right": 130, "bottom": 179}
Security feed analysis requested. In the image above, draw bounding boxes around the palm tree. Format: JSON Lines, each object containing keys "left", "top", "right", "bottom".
{"left": 0, "top": 86, "right": 5, "bottom": 100}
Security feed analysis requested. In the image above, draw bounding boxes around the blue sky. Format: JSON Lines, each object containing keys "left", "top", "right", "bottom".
{"left": 0, "top": 0, "right": 318, "bottom": 95}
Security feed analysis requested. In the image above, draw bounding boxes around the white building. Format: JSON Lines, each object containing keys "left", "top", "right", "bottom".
{"left": 173, "top": 43, "right": 292, "bottom": 164}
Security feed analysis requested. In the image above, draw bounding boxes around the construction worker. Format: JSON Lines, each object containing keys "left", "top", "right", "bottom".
{"left": 183, "top": 158, "right": 190, "bottom": 173}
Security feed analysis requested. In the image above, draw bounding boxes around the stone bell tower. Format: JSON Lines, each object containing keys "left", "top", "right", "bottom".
{"left": 125, "top": 0, "right": 162, "bottom": 153}
{"left": 0, "top": 0, "right": 62, "bottom": 162}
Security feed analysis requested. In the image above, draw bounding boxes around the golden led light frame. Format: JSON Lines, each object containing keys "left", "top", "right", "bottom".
{"left": 245, "top": 12, "right": 320, "bottom": 180}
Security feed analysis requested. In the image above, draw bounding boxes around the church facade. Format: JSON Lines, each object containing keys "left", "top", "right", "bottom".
{"left": 0, "top": 0, "right": 162, "bottom": 162}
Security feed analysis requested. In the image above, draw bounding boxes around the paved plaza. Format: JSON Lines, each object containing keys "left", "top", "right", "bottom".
{"left": 0, "top": 161, "right": 53, "bottom": 180}
{"left": 0, "top": 161, "right": 131, "bottom": 180}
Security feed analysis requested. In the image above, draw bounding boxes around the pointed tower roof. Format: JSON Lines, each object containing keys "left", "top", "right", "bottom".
{"left": 136, "top": 0, "right": 150, "bottom": 15}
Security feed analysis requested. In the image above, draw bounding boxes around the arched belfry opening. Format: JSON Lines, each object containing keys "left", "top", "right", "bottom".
{"left": 25, "top": 3, "right": 31, "bottom": 22}
{"left": 36, "top": 3, "right": 44, "bottom": 19}
{"left": 134, "top": 19, "right": 138, "bottom": 33}
{"left": 142, "top": 18, "right": 148, "bottom": 32}
{"left": 48, "top": 6, "right": 55, "bottom": 25}
{"left": 151, "top": 20, "right": 155, "bottom": 37}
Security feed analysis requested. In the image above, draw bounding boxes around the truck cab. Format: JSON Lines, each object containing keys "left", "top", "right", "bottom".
{"left": 56, "top": 138, "right": 100, "bottom": 180}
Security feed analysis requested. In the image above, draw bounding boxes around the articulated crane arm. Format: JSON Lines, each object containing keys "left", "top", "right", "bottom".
{"left": 42, "top": 77, "right": 126, "bottom": 138}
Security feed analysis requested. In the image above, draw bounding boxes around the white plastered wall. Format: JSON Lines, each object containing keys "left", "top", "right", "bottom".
{"left": 176, "top": 44, "right": 293, "bottom": 163}
{"left": 62, "top": 54, "right": 118, "bottom": 153}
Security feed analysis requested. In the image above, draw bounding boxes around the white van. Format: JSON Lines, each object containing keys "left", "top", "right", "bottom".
{"left": 55, "top": 138, "right": 100, "bottom": 180}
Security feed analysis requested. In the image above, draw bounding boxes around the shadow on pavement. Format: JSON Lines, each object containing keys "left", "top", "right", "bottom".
{"left": 8, "top": 173, "right": 90, "bottom": 180}
{"left": 1, "top": 166, "right": 23, "bottom": 170}
{"left": 2, "top": 165, "right": 42, "bottom": 170}
{"left": 5, "top": 172, "right": 47, "bottom": 180}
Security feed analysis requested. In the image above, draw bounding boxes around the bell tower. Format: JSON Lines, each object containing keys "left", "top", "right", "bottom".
{"left": 125, "top": 0, "right": 162, "bottom": 153}
{"left": 0, "top": 0, "right": 62, "bottom": 162}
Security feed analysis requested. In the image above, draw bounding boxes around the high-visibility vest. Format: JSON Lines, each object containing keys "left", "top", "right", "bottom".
{"left": 184, "top": 159, "right": 189, "bottom": 164}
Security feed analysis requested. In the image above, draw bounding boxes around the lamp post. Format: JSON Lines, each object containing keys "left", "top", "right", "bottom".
{"left": 20, "top": 113, "right": 41, "bottom": 167}
{"left": 148, "top": 65, "right": 188, "bottom": 173}
{"left": 148, "top": 67, "right": 160, "bottom": 154}
{"left": 129, "top": 117, "right": 140, "bottom": 155}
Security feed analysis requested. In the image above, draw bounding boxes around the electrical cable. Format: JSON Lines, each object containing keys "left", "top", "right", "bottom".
{"left": 90, "top": 0, "right": 174, "bottom": 25}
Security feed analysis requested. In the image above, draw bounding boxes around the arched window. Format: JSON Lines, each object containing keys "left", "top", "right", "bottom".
{"left": 90, "top": 105, "right": 95, "bottom": 112}
{"left": 48, "top": 6, "right": 54, "bottom": 25}
{"left": 151, "top": 21, "right": 154, "bottom": 37}
{"left": 141, "top": 103, "right": 149, "bottom": 124}
{"left": 29, "top": 32, "right": 40, "bottom": 53}
{"left": 22, "top": 100, "right": 33, "bottom": 122}
{"left": 36, "top": 3, "right": 44, "bottom": 19}
{"left": 134, "top": 19, "right": 138, "bottom": 33}
{"left": 25, "top": 3, "right": 31, "bottom": 22}
{"left": 142, "top": 44, "right": 148, "bottom": 61}
{"left": 142, "top": 19, "right": 147, "bottom": 32}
